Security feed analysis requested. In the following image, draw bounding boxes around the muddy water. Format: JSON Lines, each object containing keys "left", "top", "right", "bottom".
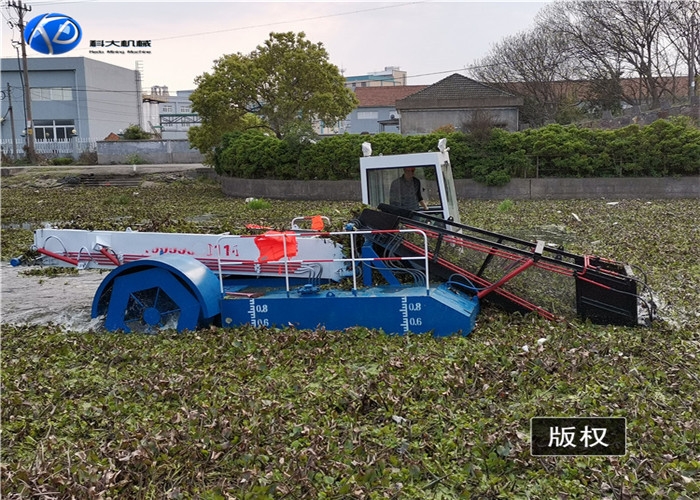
{"left": 1, "top": 262, "right": 107, "bottom": 332}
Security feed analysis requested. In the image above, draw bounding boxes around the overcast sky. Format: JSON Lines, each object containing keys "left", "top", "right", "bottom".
{"left": 2, "top": 0, "right": 550, "bottom": 92}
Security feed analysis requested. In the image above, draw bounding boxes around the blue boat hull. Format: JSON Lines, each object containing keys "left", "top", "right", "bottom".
{"left": 220, "top": 282, "right": 479, "bottom": 337}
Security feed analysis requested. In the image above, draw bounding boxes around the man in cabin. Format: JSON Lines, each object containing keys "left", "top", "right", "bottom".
{"left": 389, "top": 167, "right": 428, "bottom": 211}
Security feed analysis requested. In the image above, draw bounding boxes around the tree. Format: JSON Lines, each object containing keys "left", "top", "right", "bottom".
{"left": 121, "top": 124, "right": 151, "bottom": 140}
{"left": 468, "top": 26, "right": 580, "bottom": 126}
{"left": 540, "top": 0, "right": 678, "bottom": 109}
{"left": 663, "top": 0, "right": 700, "bottom": 100}
{"left": 188, "top": 31, "right": 358, "bottom": 161}
{"left": 465, "top": 0, "right": 695, "bottom": 128}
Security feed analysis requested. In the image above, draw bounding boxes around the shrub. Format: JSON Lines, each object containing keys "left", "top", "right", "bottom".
{"left": 121, "top": 124, "right": 151, "bottom": 140}
{"left": 50, "top": 157, "right": 74, "bottom": 166}
{"left": 125, "top": 154, "right": 148, "bottom": 165}
{"left": 498, "top": 199, "right": 514, "bottom": 212}
{"left": 76, "top": 150, "right": 98, "bottom": 166}
{"left": 217, "top": 130, "right": 285, "bottom": 179}
{"left": 210, "top": 119, "right": 699, "bottom": 184}
{"left": 246, "top": 198, "right": 272, "bottom": 209}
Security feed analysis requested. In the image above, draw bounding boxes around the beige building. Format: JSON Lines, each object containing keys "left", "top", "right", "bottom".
{"left": 396, "top": 74, "right": 524, "bottom": 134}
{"left": 344, "top": 66, "right": 407, "bottom": 89}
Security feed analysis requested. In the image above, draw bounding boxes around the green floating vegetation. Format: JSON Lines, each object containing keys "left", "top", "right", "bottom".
{"left": 1, "top": 174, "right": 698, "bottom": 498}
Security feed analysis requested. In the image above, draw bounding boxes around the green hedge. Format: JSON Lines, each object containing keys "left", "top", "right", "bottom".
{"left": 212, "top": 117, "right": 700, "bottom": 185}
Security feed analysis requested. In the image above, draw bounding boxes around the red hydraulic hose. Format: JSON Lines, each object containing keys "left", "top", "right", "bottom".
{"left": 98, "top": 247, "right": 121, "bottom": 266}
{"left": 36, "top": 247, "right": 79, "bottom": 266}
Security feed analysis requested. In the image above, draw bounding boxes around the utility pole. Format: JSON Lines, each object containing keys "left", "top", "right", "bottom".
{"left": 691, "top": 12, "right": 697, "bottom": 100}
{"left": 7, "top": 0, "right": 37, "bottom": 164}
{"left": 5, "top": 83, "right": 18, "bottom": 159}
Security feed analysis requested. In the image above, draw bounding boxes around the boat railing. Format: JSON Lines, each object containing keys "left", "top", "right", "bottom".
{"left": 215, "top": 228, "right": 431, "bottom": 296}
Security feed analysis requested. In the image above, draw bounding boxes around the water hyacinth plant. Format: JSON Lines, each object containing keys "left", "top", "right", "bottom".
{"left": 1, "top": 171, "right": 698, "bottom": 498}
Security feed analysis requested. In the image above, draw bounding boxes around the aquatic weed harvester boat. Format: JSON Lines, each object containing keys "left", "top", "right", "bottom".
{"left": 15, "top": 140, "right": 657, "bottom": 335}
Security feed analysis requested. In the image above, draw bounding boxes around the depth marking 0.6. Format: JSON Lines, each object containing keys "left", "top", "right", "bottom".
{"left": 401, "top": 297, "right": 409, "bottom": 333}
{"left": 248, "top": 299, "right": 270, "bottom": 327}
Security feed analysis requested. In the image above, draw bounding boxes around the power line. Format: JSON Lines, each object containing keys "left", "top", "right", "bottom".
{"left": 154, "top": 2, "right": 426, "bottom": 42}
{"left": 1, "top": 1, "right": 491, "bottom": 90}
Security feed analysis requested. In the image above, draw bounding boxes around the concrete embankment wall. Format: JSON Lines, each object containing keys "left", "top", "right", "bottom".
{"left": 217, "top": 175, "right": 699, "bottom": 201}
{"left": 97, "top": 140, "right": 204, "bottom": 165}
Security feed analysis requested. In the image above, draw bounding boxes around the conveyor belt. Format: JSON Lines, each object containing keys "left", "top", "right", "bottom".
{"left": 356, "top": 205, "right": 657, "bottom": 326}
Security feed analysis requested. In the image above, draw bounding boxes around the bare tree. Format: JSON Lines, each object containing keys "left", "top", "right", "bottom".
{"left": 466, "top": 0, "right": 693, "bottom": 126}
{"left": 663, "top": 0, "right": 699, "bottom": 99}
{"left": 460, "top": 109, "right": 498, "bottom": 141}
{"left": 540, "top": 0, "right": 678, "bottom": 109}
{"left": 468, "top": 26, "right": 579, "bottom": 125}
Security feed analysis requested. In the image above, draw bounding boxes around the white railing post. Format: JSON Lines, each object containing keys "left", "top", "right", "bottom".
{"left": 213, "top": 228, "right": 431, "bottom": 297}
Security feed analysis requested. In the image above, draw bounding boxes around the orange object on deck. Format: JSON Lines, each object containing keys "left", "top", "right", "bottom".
{"left": 254, "top": 231, "right": 298, "bottom": 263}
{"left": 311, "top": 215, "right": 325, "bottom": 231}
